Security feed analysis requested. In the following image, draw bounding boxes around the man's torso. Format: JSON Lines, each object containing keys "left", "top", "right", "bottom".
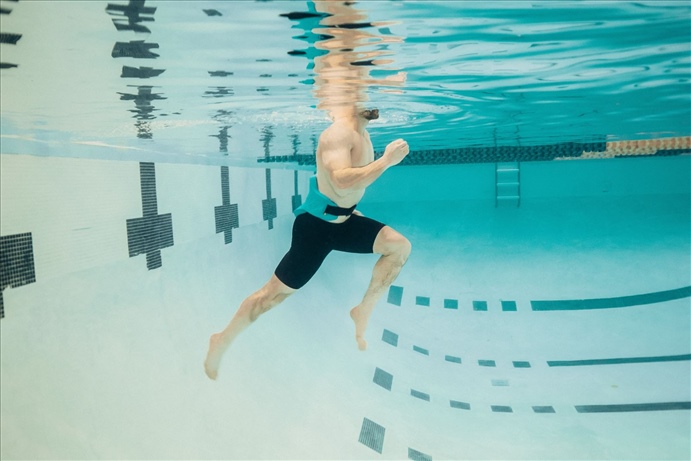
{"left": 315, "top": 123, "right": 374, "bottom": 223}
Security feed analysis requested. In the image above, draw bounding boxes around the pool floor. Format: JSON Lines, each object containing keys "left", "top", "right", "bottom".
{"left": 1, "top": 194, "right": 689, "bottom": 459}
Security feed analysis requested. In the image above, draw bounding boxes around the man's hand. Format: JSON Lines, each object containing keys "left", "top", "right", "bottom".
{"left": 383, "top": 139, "right": 409, "bottom": 167}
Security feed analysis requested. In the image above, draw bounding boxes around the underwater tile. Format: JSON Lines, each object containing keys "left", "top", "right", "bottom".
{"left": 411, "top": 389, "right": 430, "bottom": 402}
{"left": 445, "top": 355, "right": 462, "bottom": 364}
{"left": 533, "top": 406, "right": 556, "bottom": 413}
{"left": 450, "top": 400, "right": 471, "bottom": 410}
{"left": 473, "top": 300, "right": 488, "bottom": 311}
{"left": 575, "top": 402, "right": 691, "bottom": 413}
{"left": 0, "top": 232, "right": 36, "bottom": 319}
{"left": 0, "top": 33, "right": 22, "bottom": 44}
{"left": 531, "top": 286, "right": 691, "bottom": 311}
{"left": 501, "top": 300, "right": 517, "bottom": 311}
{"left": 491, "top": 379, "right": 509, "bottom": 387}
{"left": 408, "top": 447, "right": 433, "bottom": 461}
{"left": 547, "top": 354, "right": 691, "bottom": 367}
{"left": 126, "top": 163, "right": 174, "bottom": 270}
{"left": 443, "top": 299, "right": 458, "bottom": 309}
{"left": 478, "top": 359, "right": 496, "bottom": 367}
{"left": 413, "top": 345, "right": 429, "bottom": 356}
{"left": 359, "top": 418, "right": 385, "bottom": 454}
{"left": 382, "top": 329, "right": 399, "bottom": 347}
{"left": 387, "top": 285, "right": 403, "bottom": 306}
{"left": 416, "top": 296, "right": 430, "bottom": 307}
{"left": 373, "top": 368, "right": 393, "bottom": 391}
{"left": 491, "top": 405, "right": 513, "bottom": 413}
{"left": 513, "top": 361, "right": 531, "bottom": 368}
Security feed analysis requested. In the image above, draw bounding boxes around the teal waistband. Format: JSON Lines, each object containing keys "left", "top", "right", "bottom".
{"left": 294, "top": 176, "right": 354, "bottom": 222}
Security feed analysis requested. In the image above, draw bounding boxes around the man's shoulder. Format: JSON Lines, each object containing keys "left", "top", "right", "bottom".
{"left": 322, "top": 122, "right": 357, "bottom": 142}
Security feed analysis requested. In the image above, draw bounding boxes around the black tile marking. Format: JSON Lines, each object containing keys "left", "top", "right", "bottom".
{"left": 548, "top": 354, "right": 691, "bottom": 367}
{"left": 262, "top": 171, "right": 277, "bottom": 230}
{"left": 501, "top": 300, "right": 517, "bottom": 311}
{"left": 112, "top": 40, "right": 160, "bottom": 58}
{"left": 408, "top": 447, "right": 433, "bottom": 461}
{"left": 478, "top": 359, "right": 496, "bottom": 367}
{"left": 106, "top": 1, "right": 157, "bottom": 26}
{"left": 575, "top": 402, "right": 691, "bottom": 413}
{"left": 533, "top": 406, "right": 556, "bottom": 413}
{"left": 382, "top": 329, "right": 399, "bottom": 347}
{"left": 117, "top": 86, "right": 166, "bottom": 124}
{"left": 209, "top": 124, "right": 231, "bottom": 152}
{"left": 445, "top": 355, "right": 462, "bottom": 364}
{"left": 209, "top": 70, "right": 234, "bottom": 77}
{"left": 0, "top": 33, "right": 21, "bottom": 44}
{"left": 121, "top": 66, "right": 165, "bottom": 78}
{"left": 413, "top": 345, "right": 429, "bottom": 356}
{"left": 260, "top": 127, "right": 277, "bottom": 230}
{"left": 126, "top": 162, "right": 174, "bottom": 270}
{"left": 513, "top": 361, "right": 531, "bottom": 368}
{"left": 358, "top": 418, "right": 385, "bottom": 454}
{"left": 291, "top": 194, "right": 302, "bottom": 212}
{"left": 450, "top": 400, "right": 471, "bottom": 410}
{"left": 491, "top": 405, "right": 513, "bottom": 413}
{"left": 531, "top": 286, "right": 691, "bottom": 311}
{"left": 373, "top": 368, "right": 393, "bottom": 391}
{"left": 416, "top": 296, "right": 430, "bottom": 306}
{"left": 473, "top": 300, "right": 488, "bottom": 311}
{"left": 215, "top": 166, "right": 239, "bottom": 244}
{"left": 0, "top": 233, "right": 36, "bottom": 319}
{"left": 411, "top": 389, "right": 431, "bottom": 402}
{"left": 387, "top": 285, "right": 403, "bottom": 305}
{"left": 112, "top": 19, "right": 152, "bottom": 33}
{"left": 292, "top": 170, "right": 302, "bottom": 212}
{"left": 259, "top": 140, "right": 617, "bottom": 166}
{"left": 106, "top": 2, "right": 152, "bottom": 19}
{"left": 443, "top": 298, "right": 458, "bottom": 309}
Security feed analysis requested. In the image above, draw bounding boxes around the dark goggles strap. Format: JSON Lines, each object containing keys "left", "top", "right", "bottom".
{"left": 324, "top": 204, "right": 357, "bottom": 217}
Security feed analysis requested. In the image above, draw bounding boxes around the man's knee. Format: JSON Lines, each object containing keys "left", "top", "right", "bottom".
{"left": 376, "top": 227, "right": 412, "bottom": 261}
{"left": 395, "top": 236, "right": 412, "bottom": 265}
{"left": 245, "top": 276, "right": 295, "bottom": 322}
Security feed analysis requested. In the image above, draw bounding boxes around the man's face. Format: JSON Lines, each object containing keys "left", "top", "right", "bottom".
{"left": 360, "top": 108, "right": 379, "bottom": 121}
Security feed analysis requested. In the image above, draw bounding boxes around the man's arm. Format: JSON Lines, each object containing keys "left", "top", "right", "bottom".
{"left": 321, "top": 131, "right": 409, "bottom": 196}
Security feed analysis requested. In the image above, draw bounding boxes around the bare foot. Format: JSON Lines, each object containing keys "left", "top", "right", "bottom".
{"left": 350, "top": 307, "right": 368, "bottom": 351}
{"left": 204, "top": 334, "right": 222, "bottom": 380}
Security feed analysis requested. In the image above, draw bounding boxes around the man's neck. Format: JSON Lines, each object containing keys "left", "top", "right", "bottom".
{"left": 335, "top": 115, "right": 368, "bottom": 134}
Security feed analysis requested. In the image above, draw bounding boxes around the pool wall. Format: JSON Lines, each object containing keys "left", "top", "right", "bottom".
{"left": 3, "top": 153, "right": 687, "bottom": 301}
{"left": 0, "top": 153, "right": 310, "bottom": 308}
{"left": 363, "top": 155, "right": 690, "bottom": 205}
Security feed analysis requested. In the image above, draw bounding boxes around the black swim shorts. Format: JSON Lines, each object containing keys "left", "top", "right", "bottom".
{"left": 274, "top": 212, "right": 387, "bottom": 289}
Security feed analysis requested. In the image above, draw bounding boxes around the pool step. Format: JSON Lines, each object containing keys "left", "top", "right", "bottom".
{"left": 495, "top": 161, "right": 520, "bottom": 207}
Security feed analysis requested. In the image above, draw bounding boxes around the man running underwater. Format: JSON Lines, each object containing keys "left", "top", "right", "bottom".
{"left": 205, "top": 105, "right": 411, "bottom": 380}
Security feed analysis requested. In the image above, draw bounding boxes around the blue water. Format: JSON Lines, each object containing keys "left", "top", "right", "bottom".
{"left": 1, "top": 1, "right": 690, "bottom": 459}
{"left": 1, "top": 155, "right": 689, "bottom": 459}
{"left": 1, "top": 1, "right": 689, "bottom": 159}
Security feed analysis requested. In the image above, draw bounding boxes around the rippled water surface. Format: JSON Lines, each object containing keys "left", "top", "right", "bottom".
{"left": 1, "top": 1, "right": 689, "bottom": 160}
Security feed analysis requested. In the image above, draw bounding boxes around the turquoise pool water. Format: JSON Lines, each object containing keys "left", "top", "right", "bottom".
{"left": 1, "top": 1, "right": 690, "bottom": 460}
{"left": 1, "top": 1, "right": 690, "bottom": 158}
{"left": 1, "top": 156, "right": 689, "bottom": 460}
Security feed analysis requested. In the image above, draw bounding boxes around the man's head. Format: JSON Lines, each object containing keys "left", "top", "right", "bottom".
{"left": 359, "top": 108, "right": 379, "bottom": 121}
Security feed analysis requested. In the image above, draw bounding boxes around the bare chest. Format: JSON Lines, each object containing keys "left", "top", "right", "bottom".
{"left": 351, "top": 133, "right": 375, "bottom": 167}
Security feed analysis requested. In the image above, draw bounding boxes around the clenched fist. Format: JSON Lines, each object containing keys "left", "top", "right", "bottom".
{"left": 383, "top": 139, "right": 409, "bottom": 166}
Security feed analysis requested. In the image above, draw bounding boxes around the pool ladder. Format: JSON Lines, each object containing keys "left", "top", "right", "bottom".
{"left": 495, "top": 161, "right": 521, "bottom": 207}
